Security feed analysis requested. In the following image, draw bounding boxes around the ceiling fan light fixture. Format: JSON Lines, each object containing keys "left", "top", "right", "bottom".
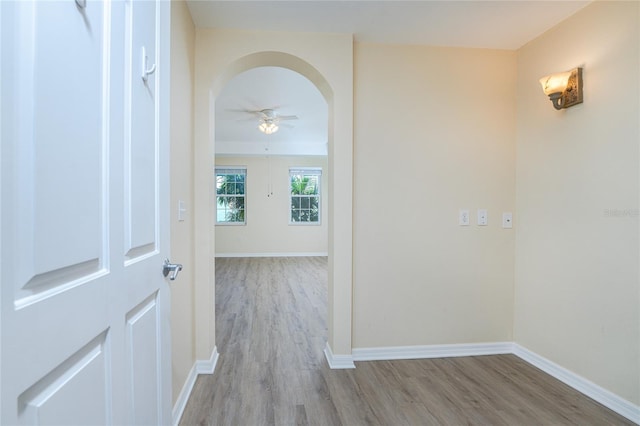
{"left": 259, "top": 121, "right": 279, "bottom": 135}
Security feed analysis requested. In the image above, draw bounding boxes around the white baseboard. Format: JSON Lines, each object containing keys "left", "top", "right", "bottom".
{"left": 195, "top": 345, "right": 220, "bottom": 374}
{"left": 351, "top": 342, "right": 638, "bottom": 424}
{"left": 512, "top": 344, "right": 640, "bottom": 425}
{"left": 215, "top": 252, "right": 328, "bottom": 258}
{"left": 172, "top": 346, "right": 219, "bottom": 426}
{"left": 170, "top": 342, "right": 638, "bottom": 424}
{"left": 352, "top": 342, "right": 513, "bottom": 361}
{"left": 324, "top": 342, "right": 355, "bottom": 369}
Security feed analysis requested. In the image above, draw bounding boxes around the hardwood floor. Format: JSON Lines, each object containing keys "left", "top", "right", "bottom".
{"left": 179, "top": 257, "right": 633, "bottom": 426}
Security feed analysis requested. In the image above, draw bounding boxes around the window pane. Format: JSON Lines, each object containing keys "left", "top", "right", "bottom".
{"left": 307, "top": 177, "right": 318, "bottom": 194}
{"left": 215, "top": 168, "right": 246, "bottom": 224}
{"left": 217, "top": 206, "right": 226, "bottom": 222}
{"left": 216, "top": 177, "right": 225, "bottom": 194}
{"left": 289, "top": 168, "right": 321, "bottom": 224}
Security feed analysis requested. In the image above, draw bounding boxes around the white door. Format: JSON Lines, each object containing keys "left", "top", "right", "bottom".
{"left": 0, "top": 1, "right": 172, "bottom": 424}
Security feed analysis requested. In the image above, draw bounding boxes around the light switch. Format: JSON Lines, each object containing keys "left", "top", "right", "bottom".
{"left": 502, "top": 212, "right": 513, "bottom": 228}
{"left": 459, "top": 209, "right": 470, "bottom": 226}
{"left": 178, "top": 200, "right": 186, "bottom": 222}
{"left": 477, "top": 209, "right": 488, "bottom": 226}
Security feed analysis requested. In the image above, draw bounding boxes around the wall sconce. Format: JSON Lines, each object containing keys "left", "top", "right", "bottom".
{"left": 539, "top": 67, "right": 583, "bottom": 110}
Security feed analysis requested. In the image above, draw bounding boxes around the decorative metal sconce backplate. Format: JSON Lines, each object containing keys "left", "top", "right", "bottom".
{"left": 561, "top": 68, "right": 583, "bottom": 109}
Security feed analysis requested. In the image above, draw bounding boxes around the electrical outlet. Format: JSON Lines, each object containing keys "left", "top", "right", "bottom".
{"left": 477, "top": 209, "right": 488, "bottom": 226}
{"left": 502, "top": 212, "right": 513, "bottom": 228}
{"left": 459, "top": 209, "right": 470, "bottom": 226}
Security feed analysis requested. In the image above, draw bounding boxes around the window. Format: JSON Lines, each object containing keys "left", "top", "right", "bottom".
{"left": 290, "top": 168, "right": 321, "bottom": 224}
{"left": 216, "top": 167, "right": 246, "bottom": 225}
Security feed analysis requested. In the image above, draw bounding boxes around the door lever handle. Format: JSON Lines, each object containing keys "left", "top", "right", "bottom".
{"left": 163, "top": 259, "right": 183, "bottom": 281}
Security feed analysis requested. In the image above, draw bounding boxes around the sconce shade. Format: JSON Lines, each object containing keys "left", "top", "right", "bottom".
{"left": 539, "top": 67, "right": 583, "bottom": 110}
{"left": 539, "top": 71, "right": 572, "bottom": 96}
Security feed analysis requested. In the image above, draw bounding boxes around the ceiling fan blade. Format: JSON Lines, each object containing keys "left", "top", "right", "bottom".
{"left": 225, "top": 108, "right": 261, "bottom": 115}
{"left": 278, "top": 115, "right": 298, "bottom": 121}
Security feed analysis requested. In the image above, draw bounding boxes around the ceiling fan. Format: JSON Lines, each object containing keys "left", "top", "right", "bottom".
{"left": 241, "top": 108, "right": 298, "bottom": 135}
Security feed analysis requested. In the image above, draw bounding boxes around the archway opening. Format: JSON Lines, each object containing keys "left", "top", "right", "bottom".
{"left": 198, "top": 50, "right": 350, "bottom": 365}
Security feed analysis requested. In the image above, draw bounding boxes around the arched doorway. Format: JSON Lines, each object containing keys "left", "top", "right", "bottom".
{"left": 193, "top": 45, "right": 354, "bottom": 367}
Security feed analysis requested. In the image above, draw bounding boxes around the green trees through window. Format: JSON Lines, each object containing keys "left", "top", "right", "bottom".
{"left": 290, "top": 168, "right": 321, "bottom": 224}
{"left": 216, "top": 168, "right": 246, "bottom": 224}
{"left": 215, "top": 166, "right": 321, "bottom": 225}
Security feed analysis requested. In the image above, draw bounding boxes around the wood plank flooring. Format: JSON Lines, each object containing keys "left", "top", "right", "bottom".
{"left": 179, "top": 257, "right": 634, "bottom": 426}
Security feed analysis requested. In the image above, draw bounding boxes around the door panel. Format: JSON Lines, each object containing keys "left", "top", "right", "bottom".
{"left": 125, "top": 0, "right": 158, "bottom": 261}
{"left": 1, "top": 0, "right": 171, "bottom": 424}
{"left": 18, "top": 332, "right": 110, "bottom": 426}
{"left": 30, "top": 0, "right": 105, "bottom": 275}
{"left": 13, "top": 0, "right": 107, "bottom": 308}
{"left": 126, "top": 293, "right": 160, "bottom": 425}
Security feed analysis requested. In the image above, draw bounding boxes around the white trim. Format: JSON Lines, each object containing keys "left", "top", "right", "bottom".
{"left": 512, "top": 344, "right": 640, "bottom": 425}
{"left": 324, "top": 342, "right": 355, "bottom": 369}
{"left": 169, "top": 343, "right": 639, "bottom": 423}
{"left": 172, "top": 347, "right": 219, "bottom": 426}
{"left": 352, "top": 342, "right": 513, "bottom": 361}
{"left": 290, "top": 166, "right": 322, "bottom": 174}
{"left": 289, "top": 168, "right": 322, "bottom": 225}
{"left": 350, "top": 342, "right": 639, "bottom": 424}
{"left": 215, "top": 252, "right": 328, "bottom": 258}
{"left": 171, "top": 363, "right": 197, "bottom": 426}
{"left": 214, "top": 166, "right": 246, "bottom": 226}
{"left": 216, "top": 140, "right": 328, "bottom": 157}
{"left": 214, "top": 166, "right": 246, "bottom": 173}
{"left": 195, "top": 345, "right": 220, "bottom": 374}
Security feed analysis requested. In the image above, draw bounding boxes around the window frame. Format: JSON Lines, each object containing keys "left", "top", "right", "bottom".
{"left": 215, "top": 166, "right": 247, "bottom": 226}
{"left": 289, "top": 167, "right": 322, "bottom": 226}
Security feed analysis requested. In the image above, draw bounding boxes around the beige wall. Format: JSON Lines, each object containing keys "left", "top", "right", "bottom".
{"left": 353, "top": 43, "right": 517, "bottom": 347}
{"left": 169, "top": 0, "right": 196, "bottom": 405}
{"left": 515, "top": 1, "right": 639, "bottom": 405}
{"left": 175, "top": 0, "right": 639, "bottom": 411}
{"left": 215, "top": 156, "right": 328, "bottom": 256}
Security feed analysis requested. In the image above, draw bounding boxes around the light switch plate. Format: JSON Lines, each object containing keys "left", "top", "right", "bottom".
{"left": 178, "top": 200, "right": 186, "bottom": 222}
{"left": 477, "top": 209, "right": 488, "bottom": 226}
{"left": 459, "top": 209, "right": 470, "bottom": 226}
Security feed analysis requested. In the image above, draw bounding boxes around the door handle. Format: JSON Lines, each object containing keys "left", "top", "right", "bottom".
{"left": 163, "top": 259, "right": 183, "bottom": 281}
